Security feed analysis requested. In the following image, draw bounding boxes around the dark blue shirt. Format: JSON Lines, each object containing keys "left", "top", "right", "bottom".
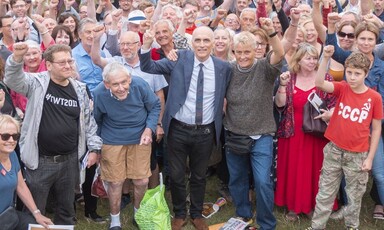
{"left": 93, "top": 76, "right": 161, "bottom": 145}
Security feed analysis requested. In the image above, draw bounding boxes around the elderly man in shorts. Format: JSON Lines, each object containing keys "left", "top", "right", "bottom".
{"left": 92, "top": 62, "right": 161, "bottom": 230}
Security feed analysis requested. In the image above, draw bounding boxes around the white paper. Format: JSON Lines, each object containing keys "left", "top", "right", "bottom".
{"left": 308, "top": 92, "right": 328, "bottom": 114}
{"left": 219, "top": 218, "right": 249, "bottom": 230}
{"left": 28, "top": 224, "right": 74, "bottom": 230}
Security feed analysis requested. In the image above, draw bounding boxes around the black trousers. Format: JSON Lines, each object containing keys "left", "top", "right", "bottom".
{"left": 82, "top": 164, "right": 97, "bottom": 215}
{"left": 168, "top": 119, "right": 215, "bottom": 219}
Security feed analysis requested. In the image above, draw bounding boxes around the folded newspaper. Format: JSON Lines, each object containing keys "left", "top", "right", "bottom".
{"left": 219, "top": 218, "right": 249, "bottom": 230}
{"left": 307, "top": 91, "right": 328, "bottom": 114}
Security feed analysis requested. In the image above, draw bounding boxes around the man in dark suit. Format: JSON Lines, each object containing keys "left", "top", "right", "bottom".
{"left": 139, "top": 23, "right": 232, "bottom": 230}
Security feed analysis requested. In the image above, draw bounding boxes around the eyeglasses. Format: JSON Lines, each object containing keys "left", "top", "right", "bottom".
{"left": 226, "top": 19, "right": 239, "bottom": 24}
{"left": 256, "top": 42, "right": 267, "bottom": 48}
{"left": 13, "top": 4, "right": 26, "bottom": 8}
{"left": 0, "top": 133, "right": 20, "bottom": 141}
{"left": 50, "top": 59, "right": 75, "bottom": 66}
{"left": 119, "top": 41, "right": 139, "bottom": 47}
{"left": 12, "top": 27, "right": 30, "bottom": 31}
{"left": 337, "top": 31, "right": 355, "bottom": 39}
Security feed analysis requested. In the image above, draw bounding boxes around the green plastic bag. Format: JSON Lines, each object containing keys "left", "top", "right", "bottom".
{"left": 135, "top": 173, "right": 171, "bottom": 230}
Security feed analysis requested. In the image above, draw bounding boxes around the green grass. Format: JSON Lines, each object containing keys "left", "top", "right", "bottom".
{"left": 74, "top": 176, "right": 383, "bottom": 230}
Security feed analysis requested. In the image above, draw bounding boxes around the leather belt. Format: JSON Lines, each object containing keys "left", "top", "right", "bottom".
{"left": 39, "top": 154, "right": 71, "bottom": 163}
{"left": 172, "top": 119, "right": 213, "bottom": 130}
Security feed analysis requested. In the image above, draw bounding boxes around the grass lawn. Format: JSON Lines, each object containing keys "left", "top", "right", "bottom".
{"left": 74, "top": 176, "right": 383, "bottom": 230}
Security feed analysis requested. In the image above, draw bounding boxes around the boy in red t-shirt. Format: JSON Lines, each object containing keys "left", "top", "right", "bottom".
{"left": 307, "top": 45, "right": 383, "bottom": 230}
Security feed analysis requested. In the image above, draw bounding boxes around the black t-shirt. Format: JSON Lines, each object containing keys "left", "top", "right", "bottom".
{"left": 38, "top": 80, "right": 80, "bottom": 156}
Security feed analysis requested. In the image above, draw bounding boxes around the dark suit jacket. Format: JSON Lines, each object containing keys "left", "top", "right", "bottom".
{"left": 140, "top": 49, "right": 232, "bottom": 143}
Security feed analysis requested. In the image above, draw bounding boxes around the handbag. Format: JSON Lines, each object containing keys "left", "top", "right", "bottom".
{"left": 225, "top": 130, "right": 254, "bottom": 155}
{"left": 91, "top": 166, "right": 108, "bottom": 199}
{"left": 0, "top": 206, "right": 18, "bottom": 230}
{"left": 302, "top": 100, "right": 327, "bottom": 137}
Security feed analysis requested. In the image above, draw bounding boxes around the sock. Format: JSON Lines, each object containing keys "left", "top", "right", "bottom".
{"left": 110, "top": 212, "right": 121, "bottom": 228}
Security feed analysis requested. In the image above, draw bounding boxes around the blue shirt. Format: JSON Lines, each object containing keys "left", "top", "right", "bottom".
{"left": 93, "top": 76, "right": 161, "bottom": 145}
{"left": 374, "top": 11, "right": 384, "bottom": 43}
{"left": 0, "top": 151, "right": 20, "bottom": 213}
{"left": 72, "top": 44, "right": 105, "bottom": 92}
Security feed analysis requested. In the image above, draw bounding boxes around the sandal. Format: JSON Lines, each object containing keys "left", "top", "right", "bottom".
{"left": 285, "top": 211, "right": 299, "bottom": 222}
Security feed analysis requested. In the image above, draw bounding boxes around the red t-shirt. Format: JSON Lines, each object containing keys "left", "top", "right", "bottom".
{"left": 325, "top": 81, "right": 383, "bottom": 152}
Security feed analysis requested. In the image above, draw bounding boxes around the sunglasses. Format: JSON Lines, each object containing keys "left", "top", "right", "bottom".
{"left": 337, "top": 31, "right": 355, "bottom": 39}
{"left": 0, "top": 133, "right": 21, "bottom": 141}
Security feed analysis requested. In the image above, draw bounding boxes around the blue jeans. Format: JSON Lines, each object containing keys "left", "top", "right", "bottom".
{"left": 226, "top": 134, "right": 276, "bottom": 230}
{"left": 372, "top": 134, "right": 384, "bottom": 203}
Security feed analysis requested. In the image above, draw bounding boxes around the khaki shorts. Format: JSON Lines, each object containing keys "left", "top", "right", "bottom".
{"left": 100, "top": 144, "right": 151, "bottom": 182}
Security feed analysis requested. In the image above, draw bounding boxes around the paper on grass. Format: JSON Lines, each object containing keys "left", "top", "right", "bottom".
{"left": 219, "top": 217, "right": 249, "bottom": 230}
{"left": 28, "top": 224, "right": 74, "bottom": 230}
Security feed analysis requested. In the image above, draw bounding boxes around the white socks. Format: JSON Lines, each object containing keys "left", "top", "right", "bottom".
{"left": 110, "top": 212, "right": 121, "bottom": 228}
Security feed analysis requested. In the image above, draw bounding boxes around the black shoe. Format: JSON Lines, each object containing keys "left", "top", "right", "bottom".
{"left": 109, "top": 226, "right": 122, "bottom": 230}
{"left": 205, "top": 167, "right": 215, "bottom": 177}
{"left": 85, "top": 212, "right": 106, "bottom": 223}
{"left": 120, "top": 194, "right": 131, "bottom": 210}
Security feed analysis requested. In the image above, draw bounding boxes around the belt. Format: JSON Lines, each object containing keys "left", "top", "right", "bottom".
{"left": 172, "top": 119, "right": 214, "bottom": 130}
{"left": 39, "top": 154, "right": 71, "bottom": 163}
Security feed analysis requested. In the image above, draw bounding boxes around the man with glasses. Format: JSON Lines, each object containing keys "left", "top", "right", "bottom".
{"left": 10, "top": 0, "right": 40, "bottom": 43}
{"left": 0, "top": 16, "right": 13, "bottom": 60}
{"left": 4, "top": 43, "right": 102, "bottom": 225}
{"left": 0, "top": 16, "right": 14, "bottom": 50}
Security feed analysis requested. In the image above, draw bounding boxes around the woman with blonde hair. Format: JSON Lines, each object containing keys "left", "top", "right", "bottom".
{"left": 0, "top": 115, "right": 53, "bottom": 229}
{"left": 213, "top": 28, "right": 235, "bottom": 62}
{"left": 274, "top": 43, "right": 336, "bottom": 221}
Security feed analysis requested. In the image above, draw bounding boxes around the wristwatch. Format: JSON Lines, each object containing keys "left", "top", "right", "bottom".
{"left": 90, "top": 149, "right": 101, "bottom": 154}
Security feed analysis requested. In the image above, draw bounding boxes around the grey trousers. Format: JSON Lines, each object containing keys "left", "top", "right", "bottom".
{"left": 24, "top": 153, "right": 78, "bottom": 225}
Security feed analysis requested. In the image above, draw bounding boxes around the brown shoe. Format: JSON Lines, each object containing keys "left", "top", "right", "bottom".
{"left": 171, "top": 218, "right": 187, "bottom": 230}
{"left": 190, "top": 218, "right": 209, "bottom": 230}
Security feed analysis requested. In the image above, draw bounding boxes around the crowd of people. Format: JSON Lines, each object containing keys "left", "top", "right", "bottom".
{"left": 0, "top": 0, "right": 383, "bottom": 230}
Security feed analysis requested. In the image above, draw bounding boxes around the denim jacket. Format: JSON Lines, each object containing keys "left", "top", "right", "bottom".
{"left": 4, "top": 55, "right": 102, "bottom": 170}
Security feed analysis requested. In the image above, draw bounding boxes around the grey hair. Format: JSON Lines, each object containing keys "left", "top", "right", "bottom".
{"left": 78, "top": 18, "right": 96, "bottom": 33}
{"left": 25, "top": 40, "right": 40, "bottom": 50}
{"left": 153, "top": 19, "right": 175, "bottom": 33}
{"left": 233, "top": 31, "right": 256, "bottom": 49}
{"left": 102, "top": 62, "right": 131, "bottom": 82}
{"left": 269, "top": 11, "right": 278, "bottom": 20}
{"left": 240, "top": 8, "right": 256, "bottom": 18}
{"left": 160, "top": 4, "right": 183, "bottom": 20}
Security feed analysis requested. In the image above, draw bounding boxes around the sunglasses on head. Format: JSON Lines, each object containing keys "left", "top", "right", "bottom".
{"left": 337, "top": 31, "right": 355, "bottom": 39}
{"left": 0, "top": 133, "right": 20, "bottom": 141}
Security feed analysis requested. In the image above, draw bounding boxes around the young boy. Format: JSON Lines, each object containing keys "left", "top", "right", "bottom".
{"left": 308, "top": 45, "right": 383, "bottom": 230}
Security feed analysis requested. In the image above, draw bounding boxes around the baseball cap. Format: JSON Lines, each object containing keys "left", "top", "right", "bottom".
{"left": 128, "top": 10, "right": 146, "bottom": 24}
